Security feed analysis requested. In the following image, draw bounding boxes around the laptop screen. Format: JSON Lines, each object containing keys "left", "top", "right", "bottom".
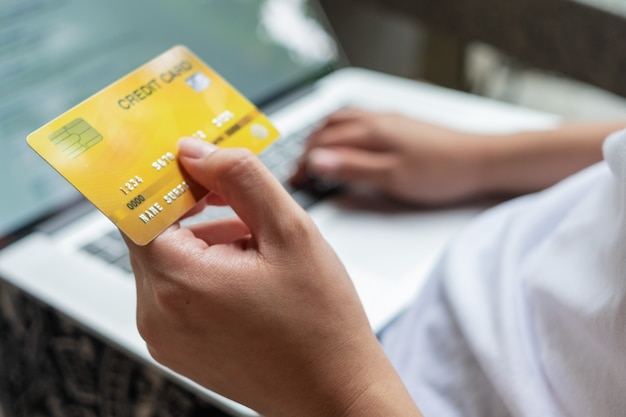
{"left": 0, "top": 0, "right": 339, "bottom": 239}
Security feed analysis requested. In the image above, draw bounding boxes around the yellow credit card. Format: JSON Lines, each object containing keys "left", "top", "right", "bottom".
{"left": 27, "top": 45, "right": 280, "bottom": 245}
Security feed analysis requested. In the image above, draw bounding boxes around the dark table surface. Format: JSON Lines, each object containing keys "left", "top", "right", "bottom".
{"left": 0, "top": 278, "right": 233, "bottom": 417}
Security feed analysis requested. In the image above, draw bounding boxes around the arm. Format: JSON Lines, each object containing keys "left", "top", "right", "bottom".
{"left": 124, "top": 138, "right": 423, "bottom": 417}
{"left": 291, "top": 108, "right": 625, "bottom": 205}
{"left": 473, "top": 121, "right": 621, "bottom": 196}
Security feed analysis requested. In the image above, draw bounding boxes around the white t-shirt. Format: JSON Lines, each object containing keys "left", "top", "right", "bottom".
{"left": 379, "top": 129, "right": 626, "bottom": 417}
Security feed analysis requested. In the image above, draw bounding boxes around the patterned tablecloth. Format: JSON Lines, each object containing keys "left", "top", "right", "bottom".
{"left": 0, "top": 279, "right": 232, "bottom": 417}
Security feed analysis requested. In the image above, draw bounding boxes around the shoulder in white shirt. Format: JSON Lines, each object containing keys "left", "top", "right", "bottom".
{"left": 380, "top": 129, "right": 626, "bottom": 417}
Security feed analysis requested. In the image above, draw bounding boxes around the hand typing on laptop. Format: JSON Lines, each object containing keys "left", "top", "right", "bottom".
{"left": 291, "top": 107, "right": 622, "bottom": 205}
{"left": 123, "top": 138, "right": 423, "bottom": 417}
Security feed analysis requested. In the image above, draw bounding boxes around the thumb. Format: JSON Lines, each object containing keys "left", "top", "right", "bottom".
{"left": 177, "top": 138, "right": 306, "bottom": 242}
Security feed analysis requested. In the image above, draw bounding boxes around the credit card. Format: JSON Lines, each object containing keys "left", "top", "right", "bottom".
{"left": 27, "top": 45, "right": 280, "bottom": 245}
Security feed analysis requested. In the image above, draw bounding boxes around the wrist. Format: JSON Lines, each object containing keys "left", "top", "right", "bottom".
{"left": 452, "top": 133, "right": 499, "bottom": 199}
{"left": 469, "top": 127, "right": 605, "bottom": 198}
{"left": 300, "top": 335, "right": 423, "bottom": 417}
{"left": 465, "top": 132, "right": 551, "bottom": 197}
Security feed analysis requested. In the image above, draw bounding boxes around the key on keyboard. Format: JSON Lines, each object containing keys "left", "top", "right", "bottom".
{"left": 81, "top": 229, "right": 133, "bottom": 274}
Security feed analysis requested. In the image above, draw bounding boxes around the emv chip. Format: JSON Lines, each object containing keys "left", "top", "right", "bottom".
{"left": 49, "top": 118, "right": 103, "bottom": 159}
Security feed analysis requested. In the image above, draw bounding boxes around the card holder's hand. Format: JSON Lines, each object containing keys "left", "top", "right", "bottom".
{"left": 123, "top": 138, "right": 422, "bottom": 417}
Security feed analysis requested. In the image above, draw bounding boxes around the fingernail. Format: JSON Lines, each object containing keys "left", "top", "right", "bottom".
{"left": 178, "top": 137, "right": 218, "bottom": 159}
{"left": 308, "top": 149, "right": 341, "bottom": 176}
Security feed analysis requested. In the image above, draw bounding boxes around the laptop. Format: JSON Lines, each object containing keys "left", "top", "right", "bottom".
{"left": 0, "top": 0, "right": 558, "bottom": 415}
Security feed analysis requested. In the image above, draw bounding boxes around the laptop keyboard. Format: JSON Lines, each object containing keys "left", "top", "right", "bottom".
{"left": 258, "top": 123, "right": 312, "bottom": 184}
{"left": 80, "top": 122, "right": 329, "bottom": 275}
{"left": 81, "top": 229, "right": 133, "bottom": 274}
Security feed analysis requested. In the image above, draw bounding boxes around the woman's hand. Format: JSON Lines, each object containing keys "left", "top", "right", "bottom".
{"left": 292, "top": 108, "right": 618, "bottom": 204}
{"left": 124, "top": 138, "right": 422, "bottom": 417}
{"left": 291, "top": 108, "right": 486, "bottom": 205}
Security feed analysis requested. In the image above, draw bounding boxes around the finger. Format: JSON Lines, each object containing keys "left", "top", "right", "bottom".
{"left": 305, "top": 147, "right": 393, "bottom": 187}
{"left": 290, "top": 122, "right": 368, "bottom": 185}
{"left": 203, "top": 193, "right": 228, "bottom": 206}
{"left": 305, "top": 119, "right": 386, "bottom": 152}
{"left": 120, "top": 230, "right": 144, "bottom": 290}
{"left": 320, "top": 107, "right": 373, "bottom": 127}
{"left": 121, "top": 223, "right": 189, "bottom": 285}
{"left": 124, "top": 224, "right": 215, "bottom": 299}
{"left": 290, "top": 153, "right": 313, "bottom": 186}
{"left": 291, "top": 114, "right": 387, "bottom": 186}
{"left": 178, "top": 138, "right": 307, "bottom": 243}
{"left": 187, "top": 217, "right": 250, "bottom": 245}
{"left": 178, "top": 186, "right": 231, "bottom": 225}
{"left": 180, "top": 195, "right": 211, "bottom": 220}
{"left": 121, "top": 222, "right": 181, "bottom": 253}
{"left": 179, "top": 194, "right": 232, "bottom": 228}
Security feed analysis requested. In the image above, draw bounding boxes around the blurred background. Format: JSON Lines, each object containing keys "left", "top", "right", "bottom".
{"left": 320, "top": 0, "right": 626, "bottom": 120}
